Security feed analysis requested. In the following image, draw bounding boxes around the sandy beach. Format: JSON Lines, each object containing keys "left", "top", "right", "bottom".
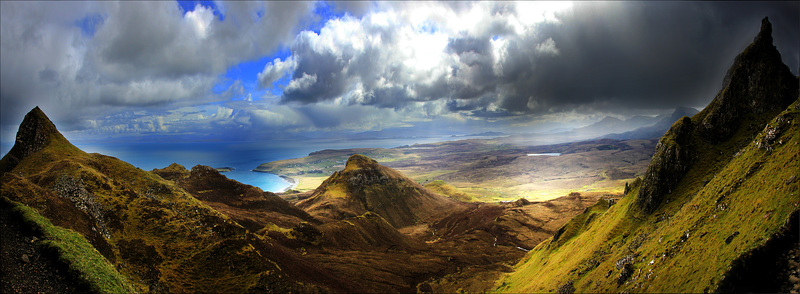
{"left": 277, "top": 175, "right": 299, "bottom": 192}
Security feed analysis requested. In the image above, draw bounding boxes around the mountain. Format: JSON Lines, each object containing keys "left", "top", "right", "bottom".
{"left": 564, "top": 108, "right": 699, "bottom": 142}
{"left": 603, "top": 106, "right": 699, "bottom": 140}
{"left": 296, "top": 154, "right": 462, "bottom": 228}
{"left": 496, "top": 17, "right": 799, "bottom": 293}
{"left": 0, "top": 107, "right": 335, "bottom": 293}
{"left": 572, "top": 116, "right": 632, "bottom": 135}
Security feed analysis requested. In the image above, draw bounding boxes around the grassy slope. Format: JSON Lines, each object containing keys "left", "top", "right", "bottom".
{"left": 424, "top": 180, "right": 473, "bottom": 202}
{"left": 1, "top": 124, "right": 317, "bottom": 292}
{"left": 5, "top": 198, "right": 135, "bottom": 293}
{"left": 497, "top": 101, "right": 798, "bottom": 293}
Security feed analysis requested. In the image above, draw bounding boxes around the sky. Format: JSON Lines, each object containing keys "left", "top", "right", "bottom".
{"left": 1, "top": 1, "right": 798, "bottom": 145}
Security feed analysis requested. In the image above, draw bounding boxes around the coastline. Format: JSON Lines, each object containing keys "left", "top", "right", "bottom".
{"left": 277, "top": 175, "right": 299, "bottom": 193}
{"left": 252, "top": 169, "right": 298, "bottom": 193}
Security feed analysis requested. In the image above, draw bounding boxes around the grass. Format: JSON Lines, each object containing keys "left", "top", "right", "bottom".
{"left": 1, "top": 128, "right": 297, "bottom": 292}
{"left": 424, "top": 180, "right": 473, "bottom": 202}
{"left": 496, "top": 101, "right": 799, "bottom": 293}
{"left": 7, "top": 198, "right": 136, "bottom": 293}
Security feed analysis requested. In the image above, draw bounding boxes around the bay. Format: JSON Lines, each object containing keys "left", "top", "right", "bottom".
{"left": 59, "top": 137, "right": 459, "bottom": 192}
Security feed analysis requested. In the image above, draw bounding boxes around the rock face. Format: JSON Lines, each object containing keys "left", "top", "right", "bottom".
{"left": 1, "top": 107, "right": 70, "bottom": 172}
{"left": 636, "top": 116, "right": 694, "bottom": 213}
{"left": 699, "top": 17, "right": 798, "bottom": 143}
{"left": 297, "top": 154, "right": 460, "bottom": 228}
{"left": 635, "top": 17, "right": 798, "bottom": 214}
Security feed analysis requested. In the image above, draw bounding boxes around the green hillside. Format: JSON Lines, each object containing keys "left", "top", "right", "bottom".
{"left": 496, "top": 18, "right": 799, "bottom": 293}
{"left": 1, "top": 107, "right": 326, "bottom": 293}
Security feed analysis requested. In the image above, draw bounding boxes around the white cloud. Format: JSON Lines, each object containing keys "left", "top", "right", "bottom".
{"left": 285, "top": 72, "right": 317, "bottom": 92}
{"left": 277, "top": 1, "right": 574, "bottom": 113}
{"left": 535, "top": 37, "right": 559, "bottom": 56}
{"left": 257, "top": 56, "right": 297, "bottom": 88}
{"left": 184, "top": 4, "right": 214, "bottom": 39}
{"left": 213, "top": 106, "right": 233, "bottom": 120}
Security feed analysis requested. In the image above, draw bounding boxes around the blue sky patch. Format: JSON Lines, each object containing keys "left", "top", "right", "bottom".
{"left": 307, "top": 1, "right": 346, "bottom": 34}
{"left": 75, "top": 14, "right": 104, "bottom": 36}
{"left": 177, "top": 0, "right": 224, "bottom": 20}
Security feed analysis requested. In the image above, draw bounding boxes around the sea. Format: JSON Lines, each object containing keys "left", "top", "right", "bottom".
{"left": 1, "top": 137, "right": 458, "bottom": 192}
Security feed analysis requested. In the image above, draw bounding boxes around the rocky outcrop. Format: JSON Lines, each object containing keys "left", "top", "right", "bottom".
{"left": 635, "top": 17, "right": 798, "bottom": 214}
{"left": 1, "top": 107, "right": 71, "bottom": 172}
{"left": 152, "top": 163, "right": 190, "bottom": 181}
{"left": 699, "top": 17, "right": 798, "bottom": 143}
{"left": 636, "top": 117, "right": 694, "bottom": 213}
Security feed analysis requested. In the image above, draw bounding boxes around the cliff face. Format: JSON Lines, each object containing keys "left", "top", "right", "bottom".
{"left": 699, "top": 17, "right": 798, "bottom": 143}
{"left": 635, "top": 17, "right": 799, "bottom": 214}
{"left": 635, "top": 117, "right": 694, "bottom": 213}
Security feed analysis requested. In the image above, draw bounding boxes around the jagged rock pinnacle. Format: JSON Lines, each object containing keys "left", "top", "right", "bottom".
{"left": 635, "top": 17, "right": 798, "bottom": 214}
{"left": 699, "top": 17, "right": 797, "bottom": 142}
{"left": 2, "top": 106, "right": 68, "bottom": 172}
{"left": 754, "top": 17, "right": 773, "bottom": 46}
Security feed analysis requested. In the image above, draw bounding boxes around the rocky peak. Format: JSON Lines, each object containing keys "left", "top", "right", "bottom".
{"left": 634, "top": 17, "right": 798, "bottom": 214}
{"left": 754, "top": 17, "right": 773, "bottom": 46}
{"left": 699, "top": 17, "right": 798, "bottom": 142}
{"left": 343, "top": 154, "right": 380, "bottom": 172}
{"left": 2, "top": 107, "right": 69, "bottom": 172}
{"left": 190, "top": 165, "right": 222, "bottom": 178}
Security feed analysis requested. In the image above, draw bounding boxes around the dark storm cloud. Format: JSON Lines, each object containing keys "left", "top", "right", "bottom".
{"left": 495, "top": 1, "right": 800, "bottom": 113}
{"left": 281, "top": 36, "right": 351, "bottom": 104}
{"left": 446, "top": 35, "right": 498, "bottom": 100}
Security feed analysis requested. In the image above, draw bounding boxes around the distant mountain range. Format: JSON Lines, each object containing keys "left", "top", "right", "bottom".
{"left": 600, "top": 107, "right": 699, "bottom": 140}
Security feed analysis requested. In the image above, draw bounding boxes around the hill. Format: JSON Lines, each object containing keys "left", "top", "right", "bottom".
{"left": 496, "top": 17, "right": 799, "bottom": 293}
{"left": 1, "top": 107, "right": 607, "bottom": 293}
{"left": 154, "top": 163, "right": 316, "bottom": 230}
{"left": 0, "top": 107, "right": 334, "bottom": 293}
{"left": 296, "top": 154, "right": 462, "bottom": 228}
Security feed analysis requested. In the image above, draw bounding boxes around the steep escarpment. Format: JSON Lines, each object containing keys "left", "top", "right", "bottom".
{"left": 496, "top": 18, "right": 799, "bottom": 293}
{"left": 297, "top": 154, "right": 462, "bottom": 228}
{"left": 699, "top": 17, "right": 798, "bottom": 143}
{"left": 636, "top": 16, "right": 798, "bottom": 214}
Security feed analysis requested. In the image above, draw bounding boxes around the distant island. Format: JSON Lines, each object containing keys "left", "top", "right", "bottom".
{"left": 214, "top": 167, "right": 234, "bottom": 172}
